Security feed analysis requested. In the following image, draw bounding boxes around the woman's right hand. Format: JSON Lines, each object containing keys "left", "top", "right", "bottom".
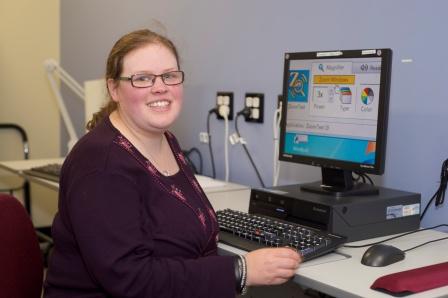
{"left": 244, "top": 247, "right": 301, "bottom": 286}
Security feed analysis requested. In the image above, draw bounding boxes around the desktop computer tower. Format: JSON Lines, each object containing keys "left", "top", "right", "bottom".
{"left": 249, "top": 184, "right": 421, "bottom": 242}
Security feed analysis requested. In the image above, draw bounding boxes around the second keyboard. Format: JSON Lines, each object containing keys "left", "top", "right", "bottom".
{"left": 24, "top": 163, "right": 62, "bottom": 182}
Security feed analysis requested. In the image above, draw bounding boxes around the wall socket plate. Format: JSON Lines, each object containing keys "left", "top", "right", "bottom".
{"left": 216, "top": 92, "right": 233, "bottom": 120}
{"left": 244, "top": 93, "right": 264, "bottom": 123}
{"left": 199, "top": 132, "right": 209, "bottom": 143}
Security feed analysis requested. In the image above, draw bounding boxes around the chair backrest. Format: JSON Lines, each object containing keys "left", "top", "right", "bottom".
{"left": 0, "top": 194, "right": 43, "bottom": 298}
{"left": 0, "top": 123, "right": 32, "bottom": 214}
{"left": 0, "top": 123, "right": 29, "bottom": 161}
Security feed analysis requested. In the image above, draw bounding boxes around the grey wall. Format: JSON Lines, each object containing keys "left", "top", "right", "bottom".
{"left": 61, "top": 0, "right": 448, "bottom": 228}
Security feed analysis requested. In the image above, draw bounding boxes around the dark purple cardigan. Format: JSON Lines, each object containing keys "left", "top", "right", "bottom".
{"left": 44, "top": 117, "right": 235, "bottom": 297}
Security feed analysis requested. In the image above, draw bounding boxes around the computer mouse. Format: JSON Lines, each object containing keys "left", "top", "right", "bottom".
{"left": 361, "top": 244, "right": 405, "bottom": 267}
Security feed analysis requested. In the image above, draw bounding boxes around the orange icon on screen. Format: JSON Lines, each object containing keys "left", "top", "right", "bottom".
{"left": 366, "top": 141, "right": 376, "bottom": 154}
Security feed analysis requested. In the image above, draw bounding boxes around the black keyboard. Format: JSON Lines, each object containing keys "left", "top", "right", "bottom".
{"left": 23, "top": 163, "right": 62, "bottom": 182}
{"left": 217, "top": 209, "right": 346, "bottom": 262}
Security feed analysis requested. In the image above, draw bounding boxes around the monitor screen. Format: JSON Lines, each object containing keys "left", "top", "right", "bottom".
{"left": 279, "top": 49, "right": 392, "bottom": 196}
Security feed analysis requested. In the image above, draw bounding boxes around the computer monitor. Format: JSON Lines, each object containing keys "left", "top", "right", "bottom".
{"left": 279, "top": 49, "right": 392, "bottom": 197}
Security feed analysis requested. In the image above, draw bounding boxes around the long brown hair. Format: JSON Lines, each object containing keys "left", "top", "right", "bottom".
{"left": 86, "top": 29, "right": 180, "bottom": 130}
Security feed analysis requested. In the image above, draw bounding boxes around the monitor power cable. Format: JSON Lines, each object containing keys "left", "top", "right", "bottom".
{"left": 420, "top": 158, "right": 448, "bottom": 220}
{"left": 234, "top": 108, "right": 266, "bottom": 188}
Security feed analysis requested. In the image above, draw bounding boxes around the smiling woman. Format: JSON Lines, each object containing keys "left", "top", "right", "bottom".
{"left": 107, "top": 42, "right": 184, "bottom": 159}
{"left": 43, "top": 29, "right": 302, "bottom": 298}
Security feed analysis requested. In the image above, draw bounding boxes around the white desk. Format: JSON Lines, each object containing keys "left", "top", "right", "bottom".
{"left": 2, "top": 158, "right": 448, "bottom": 297}
{"left": 212, "top": 186, "right": 448, "bottom": 297}
{"left": 220, "top": 229, "right": 448, "bottom": 298}
{"left": 195, "top": 175, "right": 250, "bottom": 212}
{"left": 0, "top": 158, "right": 64, "bottom": 173}
{"left": 296, "top": 230, "right": 448, "bottom": 298}
{"left": 0, "top": 158, "right": 63, "bottom": 214}
{"left": 0, "top": 158, "right": 63, "bottom": 191}
{"left": 0, "top": 158, "right": 251, "bottom": 204}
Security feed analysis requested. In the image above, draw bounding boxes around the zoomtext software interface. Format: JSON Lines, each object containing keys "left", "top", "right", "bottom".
{"left": 284, "top": 57, "right": 382, "bottom": 165}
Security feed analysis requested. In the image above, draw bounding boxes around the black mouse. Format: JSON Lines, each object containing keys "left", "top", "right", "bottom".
{"left": 361, "top": 244, "right": 405, "bottom": 267}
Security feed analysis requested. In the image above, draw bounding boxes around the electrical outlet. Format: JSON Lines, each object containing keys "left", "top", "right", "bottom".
{"left": 199, "top": 132, "right": 209, "bottom": 143}
{"left": 244, "top": 93, "right": 264, "bottom": 123}
{"left": 216, "top": 92, "right": 233, "bottom": 120}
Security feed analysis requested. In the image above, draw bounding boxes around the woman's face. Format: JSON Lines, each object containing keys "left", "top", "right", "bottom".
{"left": 109, "top": 43, "right": 183, "bottom": 134}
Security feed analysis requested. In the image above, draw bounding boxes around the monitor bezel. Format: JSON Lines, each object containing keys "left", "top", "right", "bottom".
{"left": 279, "top": 48, "right": 392, "bottom": 175}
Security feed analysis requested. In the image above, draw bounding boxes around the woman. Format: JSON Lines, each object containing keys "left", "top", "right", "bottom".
{"left": 44, "top": 29, "right": 301, "bottom": 297}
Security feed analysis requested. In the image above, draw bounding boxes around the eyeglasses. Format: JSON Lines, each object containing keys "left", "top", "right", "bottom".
{"left": 118, "top": 70, "right": 184, "bottom": 88}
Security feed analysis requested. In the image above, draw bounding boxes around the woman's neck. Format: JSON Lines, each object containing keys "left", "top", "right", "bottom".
{"left": 109, "top": 110, "right": 165, "bottom": 155}
{"left": 109, "top": 110, "right": 179, "bottom": 176}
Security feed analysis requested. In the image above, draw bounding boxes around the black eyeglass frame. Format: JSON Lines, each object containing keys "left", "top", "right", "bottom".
{"left": 118, "top": 70, "right": 185, "bottom": 88}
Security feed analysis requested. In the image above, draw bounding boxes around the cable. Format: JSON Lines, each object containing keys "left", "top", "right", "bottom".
{"left": 235, "top": 109, "right": 266, "bottom": 188}
{"left": 207, "top": 108, "right": 218, "bottom": 179}
{"left": 219, "top": 105, "right": 230, "bottom": 182}
{"left": 352, "top": 172, "right": 364, "bottom": 183}
{"left": 353, "top": 172, "right": 374, "bottom": 185}
{"left": 420, "top": 158, "right": 448, "bottom": 220}
{"left": 403, "top": 236, "right": 448, "bottom": 253}
{"left": 184, "top": 147, "right": 203, "bottom": 175}
{"left": 363, "top": 173, "right": 374, "bottom": 185}
{"left": 272, "top": 101, "right": 282, "bottom": 186}
{"left": 344, "top": 224, "right": 448, "bottom": 248}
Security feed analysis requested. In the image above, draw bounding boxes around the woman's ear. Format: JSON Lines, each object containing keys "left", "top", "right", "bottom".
{"left": 107, "top": 79, "right": 119, "bottom": 102}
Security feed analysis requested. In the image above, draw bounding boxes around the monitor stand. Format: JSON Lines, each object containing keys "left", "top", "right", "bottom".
{"left": 300, "top": 168, "right": 379, "bottom": 197}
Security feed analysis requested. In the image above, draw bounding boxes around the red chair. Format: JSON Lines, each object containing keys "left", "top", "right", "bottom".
{"left": 0, "top": 194, "right": 43, "bottom": 298}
